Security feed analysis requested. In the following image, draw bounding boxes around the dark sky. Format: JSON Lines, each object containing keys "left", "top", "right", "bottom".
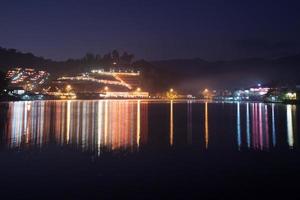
{"left": 1, "top": 0, "right": 300, "bottom": 61}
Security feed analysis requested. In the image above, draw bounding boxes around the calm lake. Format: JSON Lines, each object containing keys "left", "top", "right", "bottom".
{"left": 0, "top": 100, "right": 299, "bottom": 199}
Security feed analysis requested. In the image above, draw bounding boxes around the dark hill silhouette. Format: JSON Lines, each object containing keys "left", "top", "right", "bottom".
{"left": 0, "top": 46, "right": 300, "bottom": 93}
{"left": 0, "top": 47, "right": 135, "bottom": 76}
{"left": 140, "top": 56, "right": 300, "bottom": 93}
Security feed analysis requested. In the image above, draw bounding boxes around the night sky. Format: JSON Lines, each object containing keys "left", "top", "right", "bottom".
{"left": 1, "top": 0, "right": 300, "bottom": 61}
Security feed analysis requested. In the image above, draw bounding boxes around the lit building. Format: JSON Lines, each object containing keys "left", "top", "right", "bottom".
{"left": 104, "top": 91, "right": 149, "bottom": 98}
{"left": 232, "top": 85, "right": 270, "bottom": 101}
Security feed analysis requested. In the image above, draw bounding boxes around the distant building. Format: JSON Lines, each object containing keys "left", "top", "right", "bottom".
{"left": 104, "top": 91, "right": 149, "bottom": 98}
{"left": 7, "top": 86, "right": 25, "bottom": 95}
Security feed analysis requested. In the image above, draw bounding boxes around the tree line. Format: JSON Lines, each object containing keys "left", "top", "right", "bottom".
{"left": 0, "top": 47, "right": 135, "bottom": 75}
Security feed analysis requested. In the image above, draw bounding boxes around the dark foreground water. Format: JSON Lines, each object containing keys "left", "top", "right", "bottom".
{"left": 0, "top": 100, "right": 300, "bottom": 199}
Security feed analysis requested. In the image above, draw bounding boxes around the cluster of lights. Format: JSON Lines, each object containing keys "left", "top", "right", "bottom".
{"left": 58, "top": 75, "right": 132, "bottom": 89}
{"left": 166, "top": 88, "right": 178, "bottom": 99}
{"left": 100, "top": 86, "right": 149, "bottom": 98}
{"left": 91, "top": 69, "right": 140, "bottom": 76}
{"left": 286, "top": 92, "right": 297, "bottom": 100}
{"left": 249, "top": 87, "right": 270, "bottom": 96}
{"left": 45, "top": 85, "right": 77, "bottom": 99}
{"left": 6, "top": 68, "right": 22, "bottom": 79}
{"left": 6, "top": 68, "right": 49, "bottom": 88}
{"left": 90, "top": 69, "right": 142, "bottom": 90}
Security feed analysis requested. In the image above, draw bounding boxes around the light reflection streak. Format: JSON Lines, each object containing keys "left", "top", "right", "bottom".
{"left": 286, "top": 105, "right": 294, "bottom": 148}
{"left": 205, "top": 102, "right": 208, "bottom": 149}
{"left": 264, "top": 105, "right": 269, "bottom": 149}
{"left": 137, "top": 100, "right": 141, "bottom": 147}
{"left": 97, "top": 101, "right": 102, "bottom": 155}
{"left": 104, "top": 100, "right": 108, "bottom": 145}
{"left": 187, "top": 101, "right": 192, "bottom": 144}
{"left": 246, "top": 103, "right": 250, "bottom": 148}
{"left": 170, "top": 100, "right": 174, "bottom": 146}
{"left": 2, "top": 101, "right": 299, "bottom": 153}
{"left": 39, "top": 101, "right": 45, "bottom": 147}
{"left": 259, "top": 103, "right": 263, "bottom": 150}
{"left": 271, "top": 104, "right": 276, "bottom": 147}
{"left": 237, "top": 102, "right": 241, "bottom": 150}
{"left": 66, "top": 100, "right": 71, "bottom": 143}
{"left": 247, "top": 103, "right": 271, "bottom": 150}
{"left": 61, "top": 102, "right": 65, "bottom": 145}
{"left": 3, "top": 100, "right": 148, "bottom": 155}
{"left": 252, "top": 103, "right": 256, "bottom": 149}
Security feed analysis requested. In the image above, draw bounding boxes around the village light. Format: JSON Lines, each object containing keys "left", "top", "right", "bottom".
{"left": 66, "top": 85, "right": 72, "bottom": 92}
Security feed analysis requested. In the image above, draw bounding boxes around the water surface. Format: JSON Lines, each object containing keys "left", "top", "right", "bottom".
{"left": 0, "top": 100, "right": 299, "bottom": 199}
{"left": 0, "top": 100, "right": 298, "bottom": 152}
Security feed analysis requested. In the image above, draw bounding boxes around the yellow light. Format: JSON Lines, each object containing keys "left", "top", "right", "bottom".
{"left": 204, "top": 88, "right": 208, "bottom": 92}
{"left": 104, "top": 86, "right": 109, "bottom": 91}
{"left": 170, "top": 88, "right": 174, "bottom": 92}
{"left": 136, "top": 87, "right": 141, "bottom": 92}
{"left": 286, "top": 92, "right": 297, "bottom": 100}
{"left": 66, "top": 85, "right": 72, "bottom": 92}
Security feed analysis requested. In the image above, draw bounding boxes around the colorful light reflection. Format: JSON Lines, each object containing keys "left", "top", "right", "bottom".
{"left": 4, "top": 100, "right": 148, "bottom": 154}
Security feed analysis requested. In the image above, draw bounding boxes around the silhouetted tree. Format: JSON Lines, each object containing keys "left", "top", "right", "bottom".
{"left": 95, "top": 54, "right": 102, "bottom": 62}
{"left": 121, "top": 51, "right": 134, "bottom": 65}
{"left": 112, "top": 50, "right": 120, "bottom": 64}
{"left": 102, "top": 53, "right": 112, "bottom": 66}
{"left": 0, "top": 70, "right": 8, "bottom": 93}
{"left": 84, "top": 53, "right": 96, "bottom": 64}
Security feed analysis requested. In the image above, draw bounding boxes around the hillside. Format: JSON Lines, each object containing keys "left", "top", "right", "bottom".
{"left": 1, "top": 47, "right": 300, "bottom": 93}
